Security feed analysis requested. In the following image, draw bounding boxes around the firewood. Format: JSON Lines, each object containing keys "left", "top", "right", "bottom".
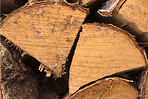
{"left": 69, "top": 23, "right": 147, "bottom": 94}
{"left": 69, "top": 77, "right": 138, "bottom": 99}
{"left": 97, "top": 0, "right": 148, "bottom": 45}
{"left": 1, "top": 1, "right": 88, "bottom": 77}
{"left": 0, "top": 42, "right": 39, "bottom": 99}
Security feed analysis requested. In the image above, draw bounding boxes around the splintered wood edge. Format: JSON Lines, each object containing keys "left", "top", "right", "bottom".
{"left": 90, "top": 23, "right": 148, "bottom": 65}
{"left": 98, "top": 0, "right": 126, "bottom": 17}
{"left": 69, "top": 77, "right": 134, "bottom": 98}
{"left": 1, "top": 1, "right": 89, "bottom": 27}
{"left": 1, "top": 1, "right": 89, "bottom": 78}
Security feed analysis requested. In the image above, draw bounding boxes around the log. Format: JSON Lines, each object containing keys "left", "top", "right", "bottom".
{"left": 97, "top": 0, "right": 148, "bottom": 45}
{"left": 69, "top": 23, "right": 147, "bottom": 94}
{"left": 1, "top": 1, "right": 88, "bottom": 77}
{"left": 0, "top": 42, "right": 39, "bottom": 99}
{"left": 69, "top": 77, "right": 138, "bottom": 99}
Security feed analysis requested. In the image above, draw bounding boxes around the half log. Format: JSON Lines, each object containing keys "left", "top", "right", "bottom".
{"left": 69, "top": 23, "right": 147, "bottom": 94}
{"left": 1, "top": 1, "right": 88, "bottom": 77}
{"left": 69, "top": 77, "right": 138, "bottom": 99}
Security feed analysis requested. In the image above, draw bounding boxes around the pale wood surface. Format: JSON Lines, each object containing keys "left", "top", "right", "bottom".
{"left": 111, "top": 0, "right": 148, "bottom": 44}
{"left": 117, "top": 0, "right": 148, "bottom": 32}
{"left": 1, "top": 1, "right": 88, "bottom": 77}
{"left": 69, "top": 77, "right": 138, "bottom": 99}
{"left": 69, "top": 23, "right": 147, "bottom": 94}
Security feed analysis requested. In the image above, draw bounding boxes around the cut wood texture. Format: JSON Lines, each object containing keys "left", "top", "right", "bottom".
{"left": 69, "top": 23, "right": 147, "bottom": 94}
{"left": 69, "top": 77, "right": 138, "bottom": 99}
{"left": 98, "top": 0, "right": 148, "bottom": 44}
{"left": 1, "top": 1, "right": 88, "bottom": 77}
{"left": 0, "top": 42, "right": 39, "bottom": 99}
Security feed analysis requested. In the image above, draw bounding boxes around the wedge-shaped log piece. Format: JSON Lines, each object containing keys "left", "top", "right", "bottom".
{"left": 69, "top": 23, "right": 147, "bottom": 94}
{"left": 99, "top": 0, "right": 148, "bottom": 44}
{"left": 115, "top": 0, "right": 148, "bottom": 44}
{"left": 69, "top": 77, "right": 138, "bottom": 99}
{"left": 1, "top": 1, "right": 88, "bottom": 77}
{"left": 113, "top": 0, "right": 148, "bottom": 32}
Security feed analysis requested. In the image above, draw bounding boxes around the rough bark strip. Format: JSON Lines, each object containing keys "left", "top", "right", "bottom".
{"left": 98, "top": 0, "right": 126, "bottom": 17}
{"left": 0, "top": 42, "right": 39, "bottom": 99}
{"left": 139, "top": 69, "right": 148, "bottom": 99}
{"left": 1, "top": 1, "right": 88, "bottom": 77}
{"left": 69, "top": 23, "right": 147, "bottom": 94}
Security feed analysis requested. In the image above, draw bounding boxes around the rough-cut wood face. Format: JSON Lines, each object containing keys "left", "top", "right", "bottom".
{"left": 111, "top": 0, "right": 148, "bottom": 44}
{"left": 1, "top": 1, "right": 87, "bottom": 77}
{"left": 69, "top": 23, "right": 147, "bottom": 94}
{"left": 69, "top": 78, "right": 138, "bottom": 99}
{"left": 117, "top": 0, "right": 148, "bottom": 32}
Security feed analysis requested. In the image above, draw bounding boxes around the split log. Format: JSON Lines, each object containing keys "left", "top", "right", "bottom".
{"left": 69, "top": 77, "right": 138, "bottom": 99}
{"left": 1, "top": 1, "right": 88, "bottom": 77}
{"left": 98, "top": 0, "right": 148, "bottom": 45}
{"left": 69, "top": 23, "right": 147, "bottom": 94}
{"left": 139, "top": 69, "right": 148, "bottom": 99}
{"left": 0, "top": 42, "right": 39, "bottom": 99}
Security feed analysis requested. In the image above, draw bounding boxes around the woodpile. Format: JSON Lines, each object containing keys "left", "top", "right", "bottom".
{"left": 0, "top": 0, "right": 148, "bottom": 99}
{"left": 69, "top": 77, "right": 138, "bottom": 99}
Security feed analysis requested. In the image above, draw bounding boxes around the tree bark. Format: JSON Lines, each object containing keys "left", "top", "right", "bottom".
{"left": 0, "top": 41, "right": 39, "bottom": 99}
{"left": 139, "top": 69, "right": 148, "bottom": 99}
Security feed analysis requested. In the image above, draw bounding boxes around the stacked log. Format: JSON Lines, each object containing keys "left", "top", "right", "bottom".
{"left": 0, "top": 0, "right": 148, "bottom": 98}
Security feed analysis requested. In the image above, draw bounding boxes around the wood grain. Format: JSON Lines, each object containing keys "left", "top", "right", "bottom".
{"left": 1, "top": 1, "right": 88, "bottom": 77}
{"left": 69, "top": 23, "right": 147, "bottom": 94}
{"left": 69, "top": 77, "right": 138, "bottom": 99}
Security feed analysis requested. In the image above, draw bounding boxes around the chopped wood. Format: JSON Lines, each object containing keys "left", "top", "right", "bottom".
{"left": 0, "top": 42, "right": 39, "bottom": 99}
{"left": 69, "top": 23, "right": 147, "bottom": 94}
{"left": 98, "top": 0, "right": 148, "bottom": 45}
{"left": 1, "top": 1, "right": 88, "bottom": 77}
{"left": 69, "top": 77, "right": 138, "bottom": 99}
